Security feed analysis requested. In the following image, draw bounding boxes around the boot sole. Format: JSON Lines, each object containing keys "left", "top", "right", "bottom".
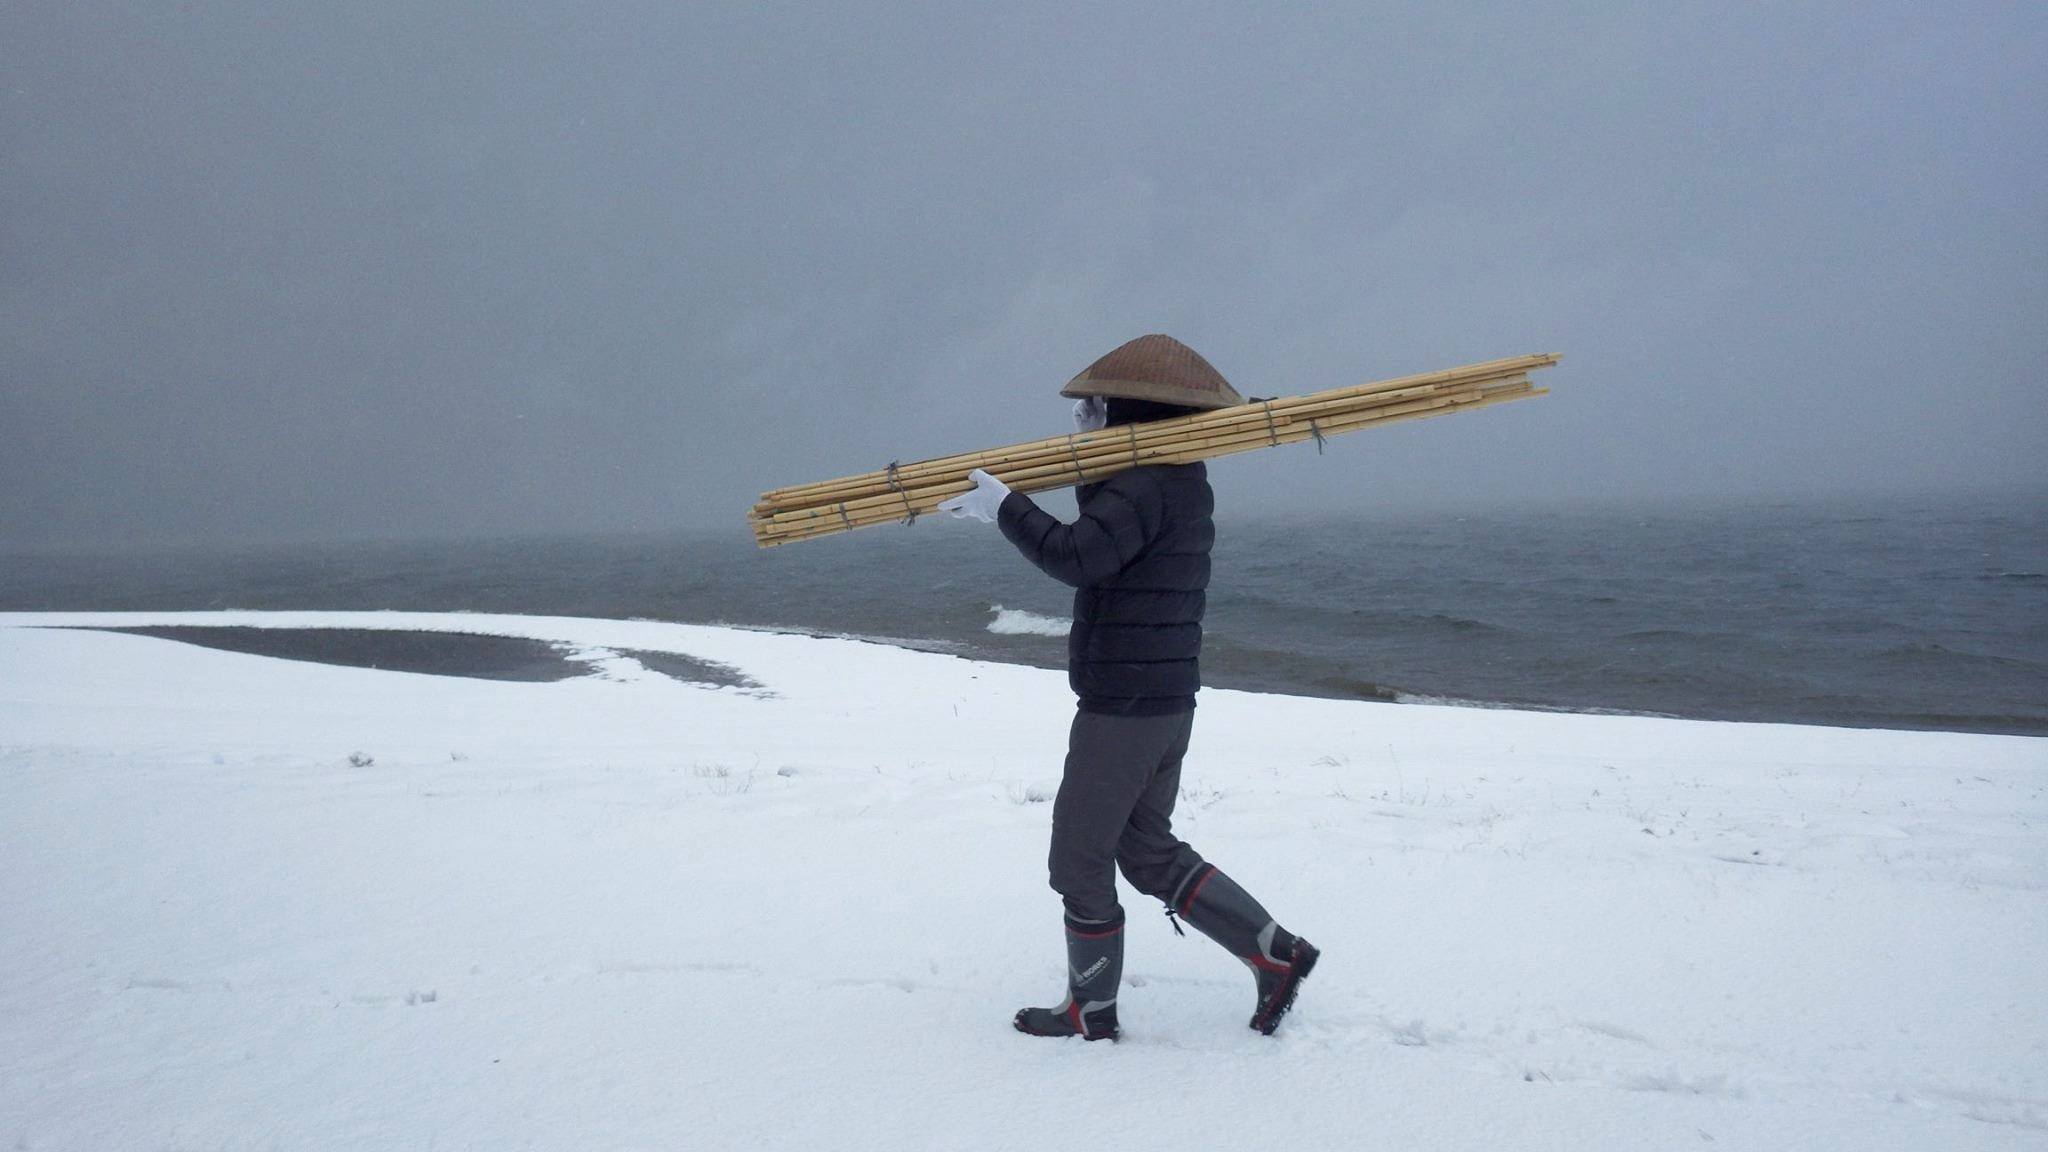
{"left": 1251, "top": 941, "right": 1319, "bottom": 1036}
{"left": 1013, "top": 1010, "right": 1119, "bottom": 1042}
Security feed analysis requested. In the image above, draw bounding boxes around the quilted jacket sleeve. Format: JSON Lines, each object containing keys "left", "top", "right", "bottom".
{"left": 995, "top": 470, "right": 1164, "bottom": 588}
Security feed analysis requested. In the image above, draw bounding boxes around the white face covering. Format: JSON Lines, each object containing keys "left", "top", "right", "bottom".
{"left": 1072, "top": 396, "right": 1108, "bottom": 434}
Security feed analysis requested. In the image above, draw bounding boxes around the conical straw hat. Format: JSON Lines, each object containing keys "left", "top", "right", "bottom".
{"left": 1059, "top": 334, "right": 1245, "bottom": 410}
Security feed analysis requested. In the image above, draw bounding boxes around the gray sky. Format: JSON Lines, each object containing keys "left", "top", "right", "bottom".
{"left": 4, "top": 2, "right": 2042, "bottom": 548}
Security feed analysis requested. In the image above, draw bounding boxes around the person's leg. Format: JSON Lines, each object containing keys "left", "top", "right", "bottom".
{"left": 1113, "top": 710, "right": 1204, "bottom": 903}
{"left": 1170, "top": 862, "right": 1321, "bottom": 1035}
{"left": 1046, "top": 710, "right": 1187, "bottom": 921}
{"left": 1109, "top": 711, "right": 1321, "bottom": 1036}
{"left": 1012, "top": 911, "right": 1125, "bottom": 1040}
{"left": 1018, "top": 709, "right": 1190, "bottom": 1039}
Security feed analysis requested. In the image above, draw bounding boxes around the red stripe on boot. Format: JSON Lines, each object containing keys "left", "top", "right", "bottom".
{"left": 1067, "top": 923, "right": 1124, "bottom": 940}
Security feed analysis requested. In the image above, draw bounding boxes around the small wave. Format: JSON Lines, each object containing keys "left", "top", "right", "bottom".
{"left": 1618, "top": 628, "right": 1704, "bottom": 643}
{"left": 987, "top": 605, "right": 1070, "bottom": 637}
{"left": 1417, "top": 611, "right": 1504, "bottom": 635}
{"left": 1393, "top": 692, "right": 1517, "bottom": 709}
{"left": 725, "top": 622, "right": 967, "bottom": 655}
{"left": 1871, "top": 642, "right": 2047, "bottom": 673}
{"left": 1310, "top": 676, "right": 1402, "bottom": 701}
{"left": 1392, "top": 691, "right": 1680, "bottom": 720}
{"left": 1334, "top": 608, "right": 1509, "bottom": 636}
{"left": 1212, "top": 591, "right": 1508, "bottom": 632}
{"left": 1846, "top": 711, "right": 2048, "bottom": 735}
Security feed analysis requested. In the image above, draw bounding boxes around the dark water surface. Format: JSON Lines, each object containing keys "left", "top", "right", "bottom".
{"left": 6, "top": 492, "right": 2044, "bottom": 735}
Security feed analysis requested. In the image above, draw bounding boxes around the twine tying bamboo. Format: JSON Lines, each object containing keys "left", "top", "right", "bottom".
{"left": 884, "top": 461, "right": 916, "bottom": 524}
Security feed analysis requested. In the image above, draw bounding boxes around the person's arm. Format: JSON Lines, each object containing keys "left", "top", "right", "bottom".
{"left": 996, "top": 470, "right": 1163, "bottom": 588}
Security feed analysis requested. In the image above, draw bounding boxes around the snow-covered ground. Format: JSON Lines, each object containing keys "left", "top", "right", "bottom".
{"left": 2, "top": 611, "right": 2044, "bottom": 1151}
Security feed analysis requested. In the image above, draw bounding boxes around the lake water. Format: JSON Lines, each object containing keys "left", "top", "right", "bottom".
{"left": 5, "top": 490, "right": 2043, "bottom": 735}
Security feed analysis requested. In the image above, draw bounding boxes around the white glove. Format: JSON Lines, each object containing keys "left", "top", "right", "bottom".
{"left": 937, "top": 468, "right": 1011, "bottom": 523}
{"left": 1073, "top": 396, "right": 1107, "bottom": 433}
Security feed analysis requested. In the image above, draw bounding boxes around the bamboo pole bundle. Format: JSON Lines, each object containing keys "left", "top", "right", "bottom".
{"left": 750, "top": 353, "right": 1558, "bottom": 548}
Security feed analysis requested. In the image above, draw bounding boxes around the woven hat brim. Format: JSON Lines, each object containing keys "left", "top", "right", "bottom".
{"left": 1058, "top": 376, "right": 1246, "bottom": 410}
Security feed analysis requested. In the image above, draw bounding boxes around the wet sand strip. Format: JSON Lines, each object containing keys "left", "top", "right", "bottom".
{"left": 79, "top": 626, "right": 766, "bottom": 689}
{"left": 617, "top": 648, "right": 760, "bottom": 690}
{"left": 85, "top": 626, "right": 588, "bottom": 683}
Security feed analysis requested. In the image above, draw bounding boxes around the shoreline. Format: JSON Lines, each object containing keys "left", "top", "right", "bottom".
{"left": 4, "top": 494, "right": 2041, "bottom": 738}
{"left": 3, "top": 610, "right": 2040, "bottom": 740}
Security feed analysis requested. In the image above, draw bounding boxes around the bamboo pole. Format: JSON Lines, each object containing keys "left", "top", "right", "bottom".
{"left": 753, "top": 384, "right": 1546, "bottom": 546}
{"left": 754, "top": 356, "right": 1554, "bottom": 512}
{"left": 750, "top": 384, "right": 1509, "bottom": 532}
{"left": 754, "top": 354, "right": 1556, "bottom": 506}
{"left": 749, "top": 354, "right": 1558, "bottom": 544}
{"left": 749, "top": 385, "right": 1507, "bottom": 532}
{"left": 751, "top": 385, "right": 1540, "bottom": 545}
{"left": 752, "top": 374, "right": 1532, "bottom": 520}
{"left": 750, "top": 371, "right": 1530, "bottom": 516}
{"left": 753, "top": 391, "right": 1541, "bottom": 547}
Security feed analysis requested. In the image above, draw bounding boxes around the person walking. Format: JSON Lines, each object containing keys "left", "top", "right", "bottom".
{"left": 938, "top": 334, "right": 1318, "bottom": 1041}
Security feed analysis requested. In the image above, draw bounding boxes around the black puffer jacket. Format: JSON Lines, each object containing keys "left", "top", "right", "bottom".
{"left": 997, "top": 462, "right": 1214, "bottom": 715}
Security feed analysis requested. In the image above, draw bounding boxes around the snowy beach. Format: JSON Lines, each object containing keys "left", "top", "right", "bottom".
{"left": 2, "top": 611, "right": 2044, "bottom": 1150}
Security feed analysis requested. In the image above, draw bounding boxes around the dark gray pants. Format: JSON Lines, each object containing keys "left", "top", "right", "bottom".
{"left": 1049, "top": 708, "right": 1206, "bottom": 922}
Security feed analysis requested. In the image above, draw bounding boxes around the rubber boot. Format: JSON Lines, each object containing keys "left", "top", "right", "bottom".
{"left": 1170, "top": 864, "right": 1319, "bottom": 1035}
{"left": 1014, "top": 912, "right": 1123, "bottom": 1041}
